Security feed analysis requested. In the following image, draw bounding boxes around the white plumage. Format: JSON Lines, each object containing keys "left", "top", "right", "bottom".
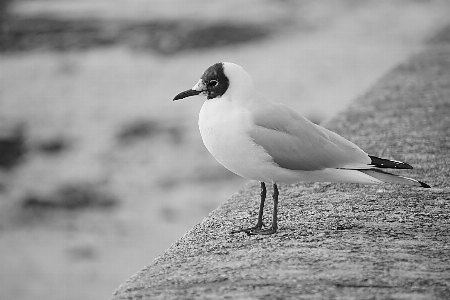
{"left": 174, "top": 62, "right": 429, "bottom": 235}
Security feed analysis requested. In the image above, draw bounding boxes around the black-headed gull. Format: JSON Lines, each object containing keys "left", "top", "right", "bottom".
{"left": 173, "top": 62, "right": 430, "bottom": 235}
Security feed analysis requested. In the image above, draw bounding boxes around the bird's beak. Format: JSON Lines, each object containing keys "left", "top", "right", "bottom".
{"left": 173, "top": 79, "right": 206, "bottom": 101}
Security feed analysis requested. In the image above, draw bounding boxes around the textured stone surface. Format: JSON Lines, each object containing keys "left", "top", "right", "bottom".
{"left": 112, "top": 25, "right": 450, "bottom": 300}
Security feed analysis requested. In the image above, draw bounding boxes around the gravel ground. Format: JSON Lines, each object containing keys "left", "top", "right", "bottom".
{"left": 113, "top": 24, "right": 450, "bottom": 300}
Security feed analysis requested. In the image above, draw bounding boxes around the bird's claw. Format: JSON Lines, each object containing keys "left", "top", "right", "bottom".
{"left": 231, "top": 224, "right": 277, "bottom": 235}
{"left": 246, "top": 227, "right": 277, "bottom": 235}
{"left": 230, "top": 224, "right": 263, "bottom": 235}
{"left": 230, "top": 226, "right": 261, "bottom": 235}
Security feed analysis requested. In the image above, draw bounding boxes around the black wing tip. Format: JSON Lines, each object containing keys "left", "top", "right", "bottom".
{"left": 400, "top": 161, "right": 413, "bottom": 169}
{"left": 369, "top": 155, "right": 413, "bottom": 169}
{"left": 418, "top": 180, "right": 431, "bottom": 188}
{"left": 360, "top": 168, "right": 431, "bottom": 188}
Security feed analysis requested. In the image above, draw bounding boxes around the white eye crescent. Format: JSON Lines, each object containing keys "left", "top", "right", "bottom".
{"left": 208, "top": 80, "right": 218, "bottom": 87}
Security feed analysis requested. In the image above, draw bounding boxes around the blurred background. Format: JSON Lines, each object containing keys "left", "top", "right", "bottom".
{"left": 0, "top": 1, "right": 449, "bottom": 299}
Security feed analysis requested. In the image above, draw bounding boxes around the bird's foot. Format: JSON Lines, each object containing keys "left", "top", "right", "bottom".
{"left": 231, "top": 224, "right": 277, "bottom": 236}
{"left": 246, "top": 227, "right": 277, "bottom": 235}
{"left": 230, "top": 223, "right": 263, "bottom": 235}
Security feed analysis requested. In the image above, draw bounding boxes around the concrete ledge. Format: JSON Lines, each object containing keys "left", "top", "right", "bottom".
{"left": 113, "top": 25, "right": 450, "bottom": 299}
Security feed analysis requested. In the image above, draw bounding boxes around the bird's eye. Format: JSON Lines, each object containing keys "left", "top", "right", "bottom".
{"left": 208, "top": 80, "right": 218, "bottom": 87}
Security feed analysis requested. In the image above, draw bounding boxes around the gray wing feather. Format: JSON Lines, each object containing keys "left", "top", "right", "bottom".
{"left": 248, "top": 102, "right": 371, "bottom": 171}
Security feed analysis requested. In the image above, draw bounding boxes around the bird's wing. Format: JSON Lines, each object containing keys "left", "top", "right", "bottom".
{"left": 248, "top": 101, "right": 371, "bottom": 171}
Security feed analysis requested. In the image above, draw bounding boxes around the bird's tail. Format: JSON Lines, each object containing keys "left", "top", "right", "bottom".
{"left": 358, "top": 169, "right": 430, "bottom": 188}
{"left": 368, "top": 155, "right": 413, "bottom": 169}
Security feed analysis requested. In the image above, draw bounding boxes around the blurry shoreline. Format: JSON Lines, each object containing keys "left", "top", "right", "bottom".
{"left": 1, "top": 1, "right": 450, "bottom": 300}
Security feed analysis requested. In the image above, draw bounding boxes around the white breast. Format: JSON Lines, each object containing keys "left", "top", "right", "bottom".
{"left": 198, "top": 98, "right": 274, "bottom": 181}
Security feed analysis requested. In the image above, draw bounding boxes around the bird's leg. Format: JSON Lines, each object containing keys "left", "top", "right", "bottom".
{"left": 247, "top": 183, "right": 278, "bottom": 235}
{"left": 232, "top": 183, "right": 279, "bottom": 236}
{"left": 231, "top": 182, "right": 266, "bottom": 234}
{"left": 255, "top": 182, "right": 267, "bottom": 229}
{"left": 271, "top": 183, "right": 279, "bottom": 232}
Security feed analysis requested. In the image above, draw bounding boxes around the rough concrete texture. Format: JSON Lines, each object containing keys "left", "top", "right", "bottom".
{"left": 113, "top": 25, "right": 450, "bottom": 300}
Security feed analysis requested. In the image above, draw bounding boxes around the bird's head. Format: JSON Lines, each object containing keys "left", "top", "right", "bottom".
{"left": 173, "top": 62, "right": 254, "bottom": 101}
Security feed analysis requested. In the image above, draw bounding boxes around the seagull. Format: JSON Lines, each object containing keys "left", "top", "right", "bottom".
{"left": 173, "top": 62, "right": 430, "bottom": 235}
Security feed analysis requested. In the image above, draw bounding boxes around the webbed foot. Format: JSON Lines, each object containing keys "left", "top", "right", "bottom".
{"left": 231, "top": 224, "right": 277, "bottom": 235}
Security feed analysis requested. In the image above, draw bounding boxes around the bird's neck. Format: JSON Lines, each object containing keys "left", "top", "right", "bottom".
{"left": 225, "top": 79, "right": 258, "bottom": 106}
{"left": 228, "top": 87, "right": 257, "bottom": 103}
{"left": 223, "top": 67, "right": 258, "bottom": 103}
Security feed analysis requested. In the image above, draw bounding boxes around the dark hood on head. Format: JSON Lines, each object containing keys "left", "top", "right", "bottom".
{"left": 173, "top": 62, "right": 229, "bottom": 101}
{"left": 200, "top": 62, "right": 230, "bottom": 99}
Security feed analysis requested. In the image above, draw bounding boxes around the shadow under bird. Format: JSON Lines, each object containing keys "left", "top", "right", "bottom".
{"left": 173, "top": 62, "right": 430, "bottom": 235}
